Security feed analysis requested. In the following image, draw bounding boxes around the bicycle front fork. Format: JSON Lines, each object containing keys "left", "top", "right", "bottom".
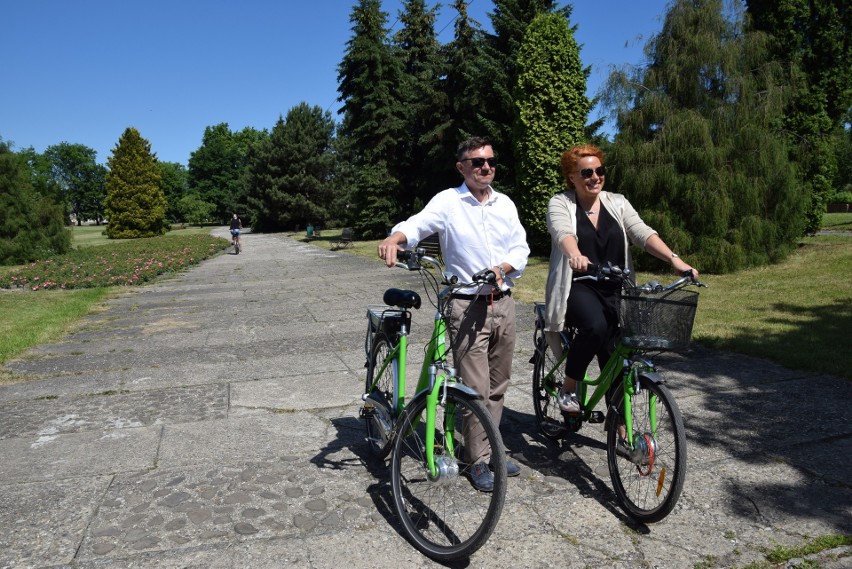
{"left": 424, "top": 362, "right": 459, "bottom": 480}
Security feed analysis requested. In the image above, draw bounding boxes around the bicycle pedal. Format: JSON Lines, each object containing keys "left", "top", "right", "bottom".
{"left": 588, "top": 411, "right": 605, "bottom": 423}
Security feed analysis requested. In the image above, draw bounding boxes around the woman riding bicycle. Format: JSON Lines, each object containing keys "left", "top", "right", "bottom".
{"left": 543, "top": 144, "right": 697, "bottom": 414}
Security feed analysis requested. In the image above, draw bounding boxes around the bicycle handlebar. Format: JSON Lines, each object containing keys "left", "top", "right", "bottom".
{"left": 577, "top": 262, "right": 707, "bottom": 292}
{"left": 395, "top": 248, "right": 497, "bottom": 289}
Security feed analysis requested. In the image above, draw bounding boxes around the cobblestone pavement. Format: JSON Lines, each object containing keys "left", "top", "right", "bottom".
{"left": 0, "top": 229, "right": 849, "bottom": 569}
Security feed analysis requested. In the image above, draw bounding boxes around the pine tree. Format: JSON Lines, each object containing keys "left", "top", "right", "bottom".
{"left": 393, "top": 0, "right": 452, "bottom": 208}
{"left": 745, "top": 0, "right": 852, "bottom": 234}
{"left": 0, "top": 141, "right": 70, "bottom": 265}
{"left": 337, "top": 0, "right": 407, "bottom": 237}
{"left": 605, "top": 0, "right": 805, "bottom": 273}
{"left": 514, "top": 12, "right": 590, "bottom": 253}
{"left": 245, "top": 103, "right": 336, "bottom": 232}
{"left": 104, "top": 128, "right": 167, "bottom": 239}
{"left": 442, "top": 0, "right": 488, "bottom": 182}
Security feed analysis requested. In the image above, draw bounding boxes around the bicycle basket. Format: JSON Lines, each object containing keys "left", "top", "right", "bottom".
{"left": 365, "top": 305, "right": 409, "bottom": 358}
{"left": 618, "top": 288, "right": 698, "bottom": 352}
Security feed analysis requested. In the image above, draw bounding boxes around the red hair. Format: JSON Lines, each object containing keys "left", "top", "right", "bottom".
{"left": 560, "top": 144, "right": 604, "bottom": 183}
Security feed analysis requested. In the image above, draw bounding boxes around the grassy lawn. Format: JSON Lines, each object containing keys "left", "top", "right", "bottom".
{"left": 66, "top": 223, "right": 216, "bottom": 248}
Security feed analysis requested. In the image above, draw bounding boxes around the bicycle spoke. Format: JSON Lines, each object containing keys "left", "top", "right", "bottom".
{"left": 391, "top": 393, "right": 505, "bottom": 561}
{"left": 607, "top": 377, "right": 686, "bottom": 522}
{"left": 532, "top": 337, "right": 567, "bottom": 439}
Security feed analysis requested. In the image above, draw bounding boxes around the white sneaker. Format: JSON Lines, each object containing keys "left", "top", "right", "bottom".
{"left": 557, "top": 392, "right": 581, "bottom": 414}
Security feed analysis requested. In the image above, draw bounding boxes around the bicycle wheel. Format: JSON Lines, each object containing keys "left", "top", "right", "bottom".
{"left": 606, "top": 374, "right": 686, "bottom": 523}
{"left": 532, "top": 335, "right": 566, "bottom": 440}
{"left": 235, "top": 241, "right": 240, "bottom": 254}
{"left": 390, "top": 389, "right": 506, "bottom": 561}
{"left": 363, "top": 333, "right": 395, "bottom": 458}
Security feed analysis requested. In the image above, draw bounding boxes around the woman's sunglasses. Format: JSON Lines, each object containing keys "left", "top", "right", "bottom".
{"left": 462, "top": 157, "right": 497, "bottom": 169}
{"left": 579, "top": 166, "right": 607, "bottom": 179}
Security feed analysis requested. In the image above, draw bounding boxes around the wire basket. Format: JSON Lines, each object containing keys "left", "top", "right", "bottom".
{"left": 618, "top": 288, "right": 699, "bottom": 352}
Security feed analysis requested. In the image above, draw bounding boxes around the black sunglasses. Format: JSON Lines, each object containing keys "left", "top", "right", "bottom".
{"left": 462, "top": 157, "right": 497, "bottom": 169}
{"left": 579, "top": 166, "right": 606, "bottom": 179}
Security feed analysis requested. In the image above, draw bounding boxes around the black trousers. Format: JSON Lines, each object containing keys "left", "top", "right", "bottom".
{"left": 564, "top": 282, "right": 621, "bottom": 391}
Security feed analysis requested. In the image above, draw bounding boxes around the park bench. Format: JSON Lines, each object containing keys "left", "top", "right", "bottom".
{"left": 416, "top": 233, "right": 442, "bottom": 263}
{"left": 331, "top": 227, "right": 354, "bottom": 250}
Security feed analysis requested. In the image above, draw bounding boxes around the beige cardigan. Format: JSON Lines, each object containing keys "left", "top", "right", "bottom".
{"left": 544, "top": 190, "right": 657, "bottom": 333}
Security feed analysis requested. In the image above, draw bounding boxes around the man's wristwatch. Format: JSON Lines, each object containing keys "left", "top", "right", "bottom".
{"left": 670, "top": 253, "right": 679, "bottom": 259}
{"left": 498, "top": 265, "right": 506, "bottom": 281}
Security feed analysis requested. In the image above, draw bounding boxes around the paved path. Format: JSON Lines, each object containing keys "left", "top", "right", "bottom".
{"left": 1, "top": 229, "right": 849, "bottom": 569}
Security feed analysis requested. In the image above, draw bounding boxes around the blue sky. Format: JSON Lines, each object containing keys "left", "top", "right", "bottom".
{"left": 2, "top": 0, "right": 670, "bottom": 166}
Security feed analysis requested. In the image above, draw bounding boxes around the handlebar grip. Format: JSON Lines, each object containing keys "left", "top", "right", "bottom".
{"left": 471, "top": 268, "right": 497, "bottom": 284}
{"left": 397, "top": 249, "right": 414, "bottom": 262}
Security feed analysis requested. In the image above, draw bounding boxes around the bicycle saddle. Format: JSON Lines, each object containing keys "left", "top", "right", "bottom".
{"left": 383, "top": 288, "right": 421, "bottom": 310}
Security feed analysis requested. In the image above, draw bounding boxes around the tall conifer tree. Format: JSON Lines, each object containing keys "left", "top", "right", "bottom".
{"left": 337, "top": 0, "right": 406, "bottom": 237}
{"left": 393, "top": 0, "right": 451, "bottom": 208}
{"left": 745, "top": 0, "right": 852, "bottom": 233}
{"left": 104, "top": 128, "right": 167, "bottom": 239}
{"left": 478, "top": 0, "right": 567, "bottom": 195}
{"left": 245, "top": 103, "right": 336, "bottom": 232}
{"left": 605, "top": 0, "right": 804, "bottom": 272}
{"left": 514, "top": 12, "right": 590, "bottom": 253}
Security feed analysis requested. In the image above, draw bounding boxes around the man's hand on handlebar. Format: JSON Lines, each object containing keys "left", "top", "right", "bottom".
{"left": 378, "top": 236, "right": 405, "bottom": 268}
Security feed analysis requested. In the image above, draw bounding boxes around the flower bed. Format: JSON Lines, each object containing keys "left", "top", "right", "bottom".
{"left": 0, "top": 234, "right": 229, "bottom": 290}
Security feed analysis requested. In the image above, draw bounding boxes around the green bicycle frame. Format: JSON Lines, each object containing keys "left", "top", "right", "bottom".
{"left": 542, "top": 341, "right": 658, "bottom": 449}
{"left": 420, "top": 311, "right": 454, "bottom": 477}
{"left": 369, "top": 307, "right": 456, "bottom": 478}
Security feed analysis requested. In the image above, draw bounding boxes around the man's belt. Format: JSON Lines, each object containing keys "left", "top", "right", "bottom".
{"left": 451, "top": 290, "right": 512, "bottom": 302}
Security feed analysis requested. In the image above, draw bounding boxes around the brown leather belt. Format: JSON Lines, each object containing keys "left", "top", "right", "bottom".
{"left": 451, "top": 290, "right": 512, "bottom": 302}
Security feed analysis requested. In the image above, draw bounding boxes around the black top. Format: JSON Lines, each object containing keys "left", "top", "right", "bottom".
{"left": 573, "top": 204, "right": 625, "bottom": 293}
{"left": 230, "top": 218, "right": 241, "bottom": 230}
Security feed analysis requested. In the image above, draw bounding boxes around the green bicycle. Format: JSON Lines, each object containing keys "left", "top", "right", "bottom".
{"left": 361, "top": 249, "right": 507, "bottom": 561}
{"left": 531, "top": 263, "right": 705, "bottom": 522}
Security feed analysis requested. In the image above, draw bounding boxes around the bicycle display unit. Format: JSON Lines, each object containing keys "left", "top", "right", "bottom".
{"left": 531, "top": 264, "right": 705, "bottom": 522}
{"left": 361, "top": 249, "right": 506, "bottom": 561}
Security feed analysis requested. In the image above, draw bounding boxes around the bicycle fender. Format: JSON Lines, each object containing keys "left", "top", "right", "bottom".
{"left": 639, "top": 371, "right": 666, "bottom": 385}
{"left": 411, "top": 382, "right": 483, "bottom": 404}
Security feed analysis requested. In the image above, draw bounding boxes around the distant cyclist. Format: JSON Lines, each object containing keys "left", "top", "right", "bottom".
{"left": 229, "top": 214, "right": 243, "bottom": 253}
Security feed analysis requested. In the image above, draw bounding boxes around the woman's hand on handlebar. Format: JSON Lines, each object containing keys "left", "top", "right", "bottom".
{"left": 672, "top": 257, "right": 699, "bottom": 280}
{"left": 568, "top": 254, "right": 592, "bottom": 273}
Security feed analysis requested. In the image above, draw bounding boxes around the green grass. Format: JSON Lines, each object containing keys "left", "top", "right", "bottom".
{"left": 822, "top": 211, "right": 852, "bottom": 232}
{"left": 0, "top": 287, "right": 111, "bottom": 381}
{"left": 66, "top": 224, "right": 217, "bottom": 248}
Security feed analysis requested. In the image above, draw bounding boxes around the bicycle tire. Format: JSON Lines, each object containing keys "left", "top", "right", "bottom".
{"left": 532, "top": 336, "right": 567, "bottom": 440}
{"left": 606, "top": 375, "right": 686, "bottom": 523}
{"left": 363, "top": 333, "right": 395, "bottom": 459}
{"left": 390, "top": 389, "right": 506, "bottom": 561}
